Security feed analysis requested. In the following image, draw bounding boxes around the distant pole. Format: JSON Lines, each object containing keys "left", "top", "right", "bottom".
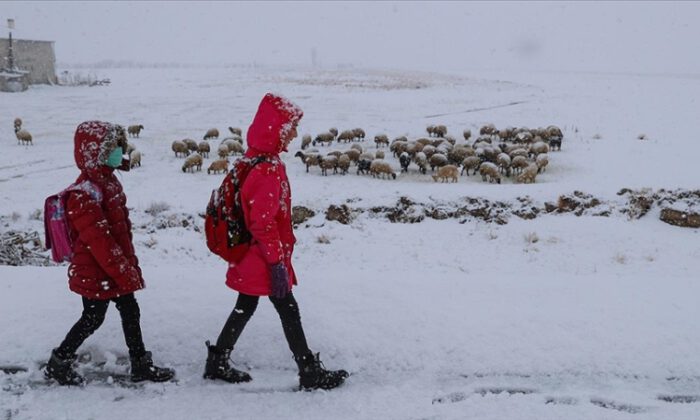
{"left": 7, "top": 18, "right": 15, "bottom": 70}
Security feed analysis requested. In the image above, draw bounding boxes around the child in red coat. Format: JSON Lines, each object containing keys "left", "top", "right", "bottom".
{"left": 45, "top": 121, "right": 174, "bottom": 385}
{"left": 204, "top": 93, "right": 348, "bottom": 390}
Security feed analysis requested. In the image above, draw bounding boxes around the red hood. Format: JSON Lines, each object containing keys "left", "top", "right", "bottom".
{"left": 246, "top": 93, "right": 303, "bottom": 155}
{"left": 74, "top": 121, "right": 123, "bottom": 179}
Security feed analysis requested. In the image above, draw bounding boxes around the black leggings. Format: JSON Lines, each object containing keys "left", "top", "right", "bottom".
{"left": 216, "top": 292, "right": 311, "bottom": 358}
{"left": 56, "top": 293, "right": 146, "bottom": 359}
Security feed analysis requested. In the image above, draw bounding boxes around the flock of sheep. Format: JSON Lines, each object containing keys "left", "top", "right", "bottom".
{"left": 170, "top": 127, "right": 245, "bottom": 174}
{"left": 10, "top": 118, "right": 563, "bottom": 185}
{"left": 295, "top": 123, "right": 563, "bottom": 184}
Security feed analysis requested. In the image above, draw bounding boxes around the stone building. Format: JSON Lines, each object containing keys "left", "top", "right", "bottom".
{"left": 0, "top": 37, "right": 57, "bottom": 84}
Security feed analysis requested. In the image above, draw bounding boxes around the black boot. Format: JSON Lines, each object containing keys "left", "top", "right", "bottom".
{"left": 295, "top": 352, "right": 348, "bottom": 391}
{"left": 130, "top": 351, "right": 175, "bottom": 383}
{"left": 45, "top": 348, "right": 84, "bottom": 386}
{"left": 203, "top": 341, "right": 252, "bottom": 383}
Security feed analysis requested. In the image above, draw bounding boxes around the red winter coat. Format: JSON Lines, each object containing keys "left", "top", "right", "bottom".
{"left": 66, "top": 121, "right": 144, "bottom": 300}
{"left": 226, "top": 93, "right": 303, "bottom": 296}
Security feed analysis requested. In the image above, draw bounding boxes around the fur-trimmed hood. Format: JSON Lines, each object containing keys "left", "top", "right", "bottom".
{"left": 246, "top": 93, "right": 303, "bottom": 155}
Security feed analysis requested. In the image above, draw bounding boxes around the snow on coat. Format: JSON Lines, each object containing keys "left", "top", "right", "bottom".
{"left": 226, "top": 93, "right": 303, "bottom": 296}
{"left": 66, "top": 121, "right": 144, "bottom": 299}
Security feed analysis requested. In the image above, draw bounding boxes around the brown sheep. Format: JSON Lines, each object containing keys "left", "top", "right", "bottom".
{"left": 429, "top": 153, "right": 448, "bottom": 171}
{"left": 432, "top": 164, "right": 459, "bottom": 183}
{"left": 171, "top": 140, "right": 189, "bottom": 157}
{"left": 336, "top": 130, "right": 355, "bottom": 144}
{"left": 228, "top": 126, "right": 242, "bottom": 137}
{"left": 198, "top": 141, "right": 211, "bottom": 158}
{"left": 182, "top": 153, "right": 203, "bottom": 173}
{"left": 217, "top": 144, "right": 229, "bottom": 159}
{"left": 535, "top": 153, "right": 549, "bottom": 173}
{"left": 208, "top": 159, "right": 229, "bottom": 174}
{"left": 516, "top": 163, "right": 538, "bottom": 184}
{"left": 461, "top": 156, "right": 481, "bottom": 176}
{"left": 127, "top": 125, "right": 144, "bottom": 138}
{"left": 13, "top": 117, "right": 22, "bottom": 131}
{"left": 352, "top": 128, "right": 366, "bottom": 141}
{"left": 15, "top": 128, "right": 32, "bottom": 145}
{"left": 374, "top": 134, "right": 390, "bottom": 148}
{"left": 369, "top": 159, "right": 397, "bottom": 179}
{"left": 183, "top": 138, "right": 198, "bottom": 153}
{"left": 313, "top": 132, "right": 335, "bottom": 146}
{"left": 301, "top": 134, "right": 312, "bottom": 150}
{"left": 337, "top": 154, "right": 351, "bottom": 175}
{"left": 204, "top": 128, "right": 220, "bottom": 140}
{"left": 319, "top": 155, "right": 338, "bottom": 176}
{"left": 294, "top": 151, "right": 322, "bottom": 173}
{"left": 510, "top": 155, "right": 530, "bottom": 175}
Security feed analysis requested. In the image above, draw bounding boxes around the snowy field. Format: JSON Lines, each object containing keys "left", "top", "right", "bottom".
{"left": 1, "top": 65, "right": 700, "bottom": 419}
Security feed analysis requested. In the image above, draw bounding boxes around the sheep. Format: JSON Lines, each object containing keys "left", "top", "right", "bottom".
{"left": 528, "top": 141, "right": 550, "bottom": 158}
{"left": 433, "top": 125, "right": 447, "bottom": 137}
{"left": 228, "top": 126, "right": 242, "bottom": 137}
{"left": 336, "top": 130, "right": 355, "bottom": 143}
{"left": 198, "top": 141, "right": 211, "bottom": 158}
{"left": 353, "top": 128, "right": 366, "bottom": 141}
{"left": 393, "top": 135, "right": 408, "bottom": 143}
{"left": 476, "top": 146, "right": 499, "bottom": 163}
{"left": 547, "top": 125, "right": 563, "bottom": 151}
{"left": 350, "top": 143, "right": 363, "bottom": 154}
{"left": 535, "top": 153, "right": 549, "bottom": 173}
{"left": 182, "top": 153, "right": 203, "bottom": 173}
{"left": 326, "top": 150, "right": 343, "bottom": 159}
{"left": 319, "top": 155, "right": 338, "bottom": 176}
{"left": 463, "top": 129, "right": 472, "bottom": 141}
{"left": 129, "top": 150, "right": 142, "bottom": 168}
{"left": 480, "top": 123, "right": 498, "bottom": 136}
{"left": 313, "top": 132, "right": 335, "bottom": 146}
{"left": 15, "top": 127, "right": 32, "bottom": 145}
{"left": 375, "top": 150, "right": 385, "bottom": 160}
{"left": 406, "top": 141, "right": 424, "bottom": 156}
{"left": 516, "top": 163, "right": 539, "bottom": 184}
{"left": 510, "top": 155, "right": 530, "bottom": 175}
{"left": 444, "top": 134, "right": 457, "bottom": 145}
{"left": 301, "top": 134, "right": 312, "bottom": 150}
{"left": 223, "top": 139, "right": 244, "bottom": 155}
{"left": 515, "top": 131, "right": 534, "bottom": 144}
{"left": 479, "top": 162, "right": 501, "bottom": 184}
{"left": 508, "top": 148, "right": 529, "bottom": 160}
{"left": 221, "top": 135, "right": 243, "bottom": 144}
{"left": 207, "top": 159, "right": 229, "bottom": 174}
{"left": 421, "top": 145, "right": 437, "bottom": 159}
{"left": 183, "top": 138, "right": 199, "bottom": 153}
{"left": 328, "top": 127, "right": 338, "bottom": 138}
{"left": 447, "top": 145, "right": 474, "bottom": 165}
{"left": 426, "top": 125, "right": 436, "bottom": 137}
{"left": 399, "top": 152, "right": 411, "bottom": 173}
{"left": 429, "top": 153, "right": 448, "bottom": 171}
{"left": 204, "top": 128, "right": 220, "bottom": 140}
{"left": 217, "top": 144, "right": 229, "bottom": 159}
{"left": 125, "top": 142, "right": 136, "bottom": 156}
{"left": 357, "top": 158, "right": 372, "bottom": 175}
{"left": 413, "top": 152, "right": 428, "bottom": 174}
{"left": 390, "top": 140, "right": 408, "bottom": 158}
{"left": 461, "top": 156, "right": 481, "bottom": 176}
{"left": 369, "top": 159, "right": 397, "bottom": 179}
{"left": 127, "top": 124, "right": 144, "bottom": 138}
{"left": 294, "top": 151, "right": 321, "bottom": 173}
{"left": 496, "top": 153, "right": 512, "bottom": 176}
{"left": 344, "top": 148, "right": 361, "bottom": 165}
{"left": 13, "top": 118, "right": 22, "bottom": 131}
{"left": 337, "top": 154, "right": 351, "bottom": 175}
{"left": 432, "top": 164, "right": 459, "bottom": 183}
{"left": 416, "top": 138, "right": 433, "bottom": 146}
{"left": 171, "top": 140, "right": 189, "bottom": 157}
{"left": 374, "top": 134, "right": 390, "bottom": 148}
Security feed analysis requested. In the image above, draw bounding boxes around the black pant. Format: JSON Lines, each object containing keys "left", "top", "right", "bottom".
{"left": 56, "top": 293, "right": 146, "bottom": 359}
{"left": 216, "top": 292, "right": 311, "bottom": 358}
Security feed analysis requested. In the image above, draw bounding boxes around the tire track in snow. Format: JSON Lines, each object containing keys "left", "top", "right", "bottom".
{"left": 424, "top": 101, "right": 527, "bottom": 118}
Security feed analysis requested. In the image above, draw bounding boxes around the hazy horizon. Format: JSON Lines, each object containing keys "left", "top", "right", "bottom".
{"left": 3, "top": 1, "right": 700, "bottom": 74}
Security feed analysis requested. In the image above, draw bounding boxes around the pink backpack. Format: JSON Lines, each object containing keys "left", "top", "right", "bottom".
{"left": 44, "top": 181, "right": 102, "bottom": 263}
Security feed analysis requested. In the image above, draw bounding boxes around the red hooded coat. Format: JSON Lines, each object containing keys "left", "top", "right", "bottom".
{"left": 66, "top": 121, "right": 144, "bottom": 299}
{"left": 225, "top": 93, "right": 303, "bottom": 296}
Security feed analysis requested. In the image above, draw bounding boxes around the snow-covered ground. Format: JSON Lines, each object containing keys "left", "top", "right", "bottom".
{"left": 2, "top": 65, "right": 700, "bottom": 419}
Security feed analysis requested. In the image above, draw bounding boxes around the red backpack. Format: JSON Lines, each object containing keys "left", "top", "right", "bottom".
{"left": 205, "top": 156, "right": 269, "bottom": 262}
{"left": 44, "top": 180, "right": 102, "bottom": 263}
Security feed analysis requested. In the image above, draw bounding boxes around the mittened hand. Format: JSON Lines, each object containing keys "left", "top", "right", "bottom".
{"left": 269, "top": 262, "right": 290, "bottom": 299}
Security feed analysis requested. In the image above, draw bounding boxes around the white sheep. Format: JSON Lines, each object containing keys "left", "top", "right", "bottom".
{"left": 529, "top": 141, "right": 550, "bottom": 158}
{"left": 129, "top": 150, "right": 142, "bottom": 168}
{"left": 479, "top": 162, "right": 501, "bottom": 184}
{"left": 369, "top": 159, "right": 397, "bottom": 179}
{"left": 510, "top": 155, "right": 530, "bottom": 175}
{"left": 222, "top": 139, "right": 244, "bottom": 155}
{"left": 319, "top": 155, "right": 338, "bottom": 176}
{"left": 535, "top": 153, "right": 549, "bottom": 173}
{"left": 496, "top": 153, "right": 512, "bottom": 176}
{"left": 516, "top": 163, "right": 538, "bottom": 184}
{"left": 217, "top": 144, "right": 229, "bottom": 159}
{"left": 337, "top": 154, "right": 351, "bottom": 175}
{"left": 429, "top": 153, "right": 448, "bottom": 171}
{"left": 413, "top": 152, "right": 428, "bottom": 174}
{"left": 432, "top": 164, "right": 459, "bottom": 183}
{"left": 182, "top": 153, "right": 203, "bottom": 173}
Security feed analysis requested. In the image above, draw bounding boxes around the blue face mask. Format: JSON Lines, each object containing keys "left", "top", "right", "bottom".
{"left": 105, "top": 147, "right": 124, "bottom": 168}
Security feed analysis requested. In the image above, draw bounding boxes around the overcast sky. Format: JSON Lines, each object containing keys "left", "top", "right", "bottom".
{"left": 3, "top": 1, "right": 700, "bottom": 74}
